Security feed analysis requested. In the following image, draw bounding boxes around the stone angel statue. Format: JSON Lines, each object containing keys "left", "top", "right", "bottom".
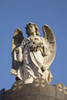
{"left": 11, "top": 22, "right": 56, "bottom": 84}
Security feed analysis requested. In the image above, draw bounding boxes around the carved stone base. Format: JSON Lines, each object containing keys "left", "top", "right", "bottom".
{"left": 0, "top": 78, "right": 67, "bottom": 100}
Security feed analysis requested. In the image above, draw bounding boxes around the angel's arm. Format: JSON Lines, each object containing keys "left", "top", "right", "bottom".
{"left": 14, "top": 46, "right": 23, "bottom": 62}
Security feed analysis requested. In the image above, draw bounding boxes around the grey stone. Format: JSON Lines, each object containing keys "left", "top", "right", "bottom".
{"left": 0, "top": 79, "right": 67, "bottom": 100}
{"left": 0, "top": 88, "right": 6, "bottom": 100}
{"left": 11, "top": 22, "right": 56, "bottom": 84}
{"left": 56, "top": 83, "right": 66, "bottom": 100}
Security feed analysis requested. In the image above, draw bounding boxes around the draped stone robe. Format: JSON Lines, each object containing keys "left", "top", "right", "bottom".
{"left": 12, "top": 35, "right": 52, "bottom": 83}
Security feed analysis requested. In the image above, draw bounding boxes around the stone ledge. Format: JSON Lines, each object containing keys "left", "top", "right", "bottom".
{"left": 0, "top": 78, "right": 67, "bottom": 100}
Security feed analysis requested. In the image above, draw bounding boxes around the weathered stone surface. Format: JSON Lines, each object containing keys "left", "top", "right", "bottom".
{"left": 0, "top": 89, "right": 6, "bottom": 100}
{"left": 11, "top": 22, "right": 56, "bottom": 84}
{"left": 0, "top": 79, "right": 67, "bottom": 100}
{"left": 56, "top": 83, "right": 67, "bottom": 100}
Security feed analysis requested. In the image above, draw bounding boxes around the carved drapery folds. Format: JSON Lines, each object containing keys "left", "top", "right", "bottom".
{"left": 11, "top": 22, "right": 56, "bottom": 84}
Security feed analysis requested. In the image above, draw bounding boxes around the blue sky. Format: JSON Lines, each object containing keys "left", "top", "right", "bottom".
{"left": 0, "top": 0, "right": 67, "bottom": 90}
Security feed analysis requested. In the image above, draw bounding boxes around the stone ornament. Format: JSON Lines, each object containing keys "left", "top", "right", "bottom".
{"left": 33, "top": 78, "right": 48, "bottom": 87}
{"left": 57, "top": 83, "right": 67, "bottom": 94}
{"left": 12, "top": 81, "right": 23, "bottom": 91}
{"left": 11, "top": 22, "right": 56, "bottom": 84}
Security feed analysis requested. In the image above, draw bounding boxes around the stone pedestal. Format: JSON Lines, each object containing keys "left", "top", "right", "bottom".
{"left": 0, "top": 78, "right": 67, "bottom": 100}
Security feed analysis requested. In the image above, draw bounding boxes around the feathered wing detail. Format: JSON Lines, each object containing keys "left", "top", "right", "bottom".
{"left": 11, "top": 28, "right": 24, "bottom": 53}
{"left": 42, "top": 24, "right": 56, "bottom": 69}
{"left": 11, "top": 28, "right": 24, "bottom": 75}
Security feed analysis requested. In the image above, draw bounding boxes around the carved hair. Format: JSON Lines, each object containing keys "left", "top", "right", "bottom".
{"left": 25, "top": 22, "right": 40, "bottom": 36}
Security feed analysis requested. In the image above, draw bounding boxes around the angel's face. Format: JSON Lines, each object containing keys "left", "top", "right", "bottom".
{"left": 27, "top": 25, "right": 36, "bottom": 35}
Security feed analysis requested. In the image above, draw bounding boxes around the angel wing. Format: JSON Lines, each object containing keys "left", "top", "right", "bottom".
{"left": 11, "top": 28, "right": 24, "bottom": 52}
{"left": 42, "top": 24, "right": 56, "bottom": 69}
{"left": 11, "top": 28, "right": 24, "bottom": 75}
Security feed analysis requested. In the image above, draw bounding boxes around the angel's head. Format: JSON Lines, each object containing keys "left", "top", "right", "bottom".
{"left": 25, "top": 22, "right": 40, "bottom": 36}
